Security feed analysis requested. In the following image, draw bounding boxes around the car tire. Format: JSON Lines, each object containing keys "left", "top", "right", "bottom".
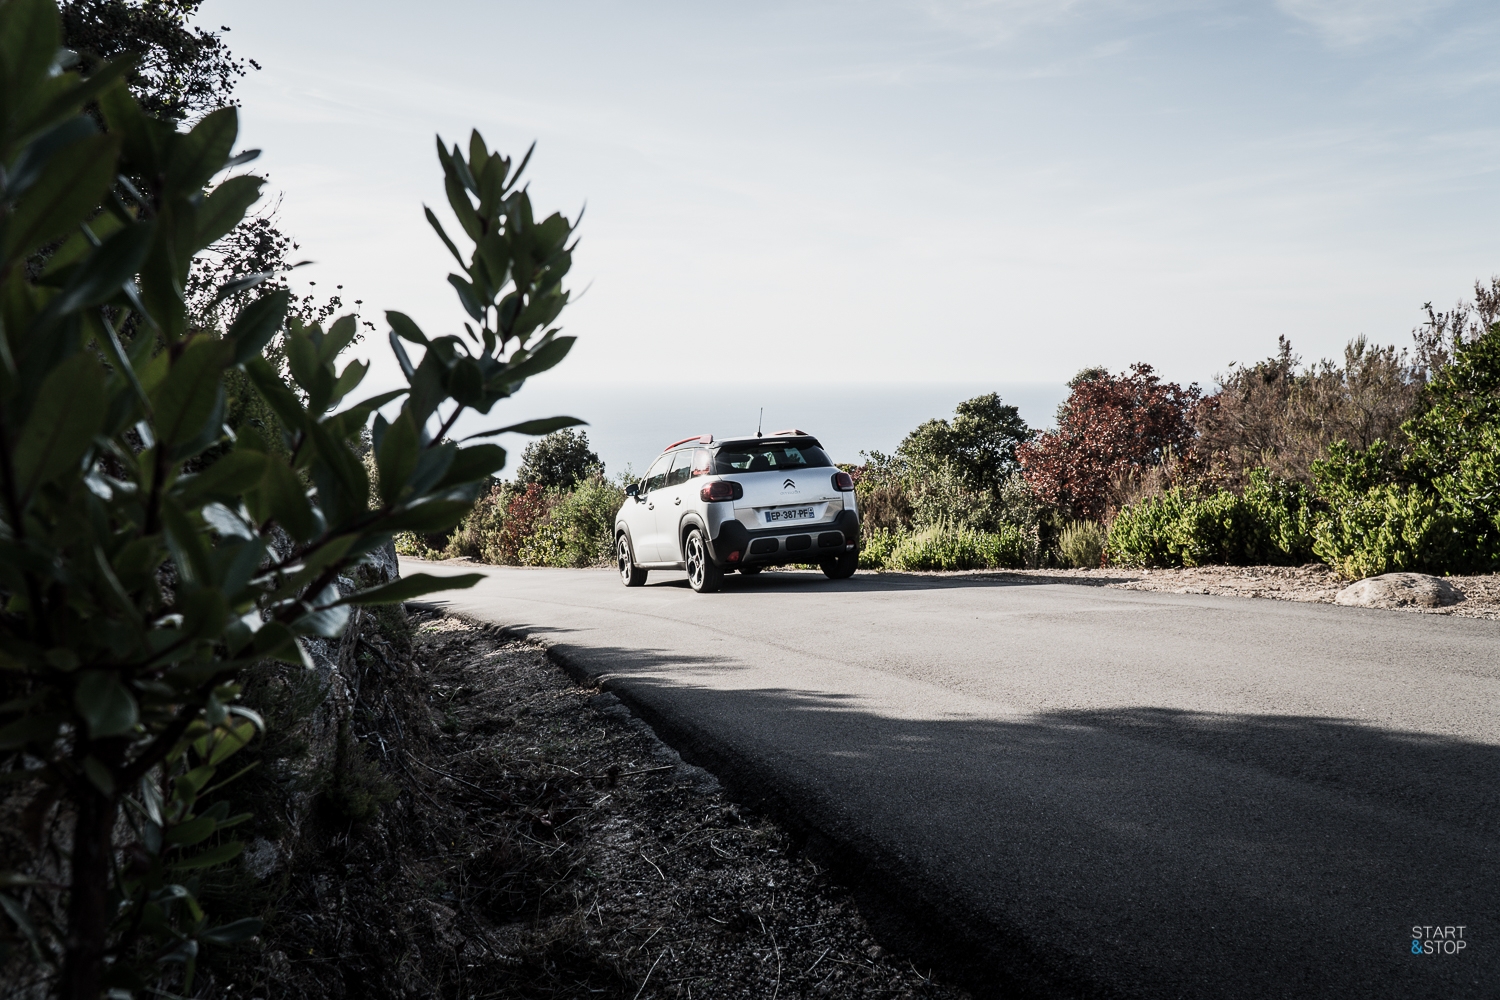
{"left": 617, "top": 534, "right": 647, "bottom": 587}
{"left": 738, "top": 565, "right": 763, "bottom": 575}
{"left": 684, "top": 528, "right": 723, "bottom": 593}
{"left": 820, "top": 552, "right": 857, "bottom": 580}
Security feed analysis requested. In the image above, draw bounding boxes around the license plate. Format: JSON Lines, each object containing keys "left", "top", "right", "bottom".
{"left": 765, "top": 506, "right": 816, "bottom": 524}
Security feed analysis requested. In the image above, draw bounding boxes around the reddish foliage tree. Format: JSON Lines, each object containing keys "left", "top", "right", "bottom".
{"left": 1018, "top": 364, "right": 1200, "bottom": 520}
{"left": 498, "top": 483, "right": 553, "bottom": 563}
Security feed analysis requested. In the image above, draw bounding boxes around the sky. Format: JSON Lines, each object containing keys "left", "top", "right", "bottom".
{"left": 211, "top": 0, "right": 1500, "bottom": 466}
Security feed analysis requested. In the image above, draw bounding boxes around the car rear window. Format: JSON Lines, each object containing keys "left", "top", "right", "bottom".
{"left": 713, "top": 444, "right": 832, "bottom": 473}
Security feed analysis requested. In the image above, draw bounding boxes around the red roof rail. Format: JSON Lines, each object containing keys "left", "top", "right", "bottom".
{"left": 663, "top": 434, "right": 713, "bottom": 451}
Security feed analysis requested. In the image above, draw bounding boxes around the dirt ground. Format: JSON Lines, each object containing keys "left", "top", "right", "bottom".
{"left": 224, "top": 609, "right": 969, "bottom": 1000}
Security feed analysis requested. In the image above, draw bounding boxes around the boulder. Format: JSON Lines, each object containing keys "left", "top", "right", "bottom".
{"left": 1335, "top": 573, "right": 1465, "bottom": 609}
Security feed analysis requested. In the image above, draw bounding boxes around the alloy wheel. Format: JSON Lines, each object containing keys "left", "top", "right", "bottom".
{"left": 685, "top": 533, "right": 705, "bottom": 589}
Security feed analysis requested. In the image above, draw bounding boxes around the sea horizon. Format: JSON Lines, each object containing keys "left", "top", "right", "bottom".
{"left": 448, "top": 381, "right": 1071, "bottom": 480}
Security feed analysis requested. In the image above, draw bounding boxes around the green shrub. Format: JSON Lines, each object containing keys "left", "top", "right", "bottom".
{"left": 1057, "top": 520, "right": 1106, "bottom": 568}
{"left": 884, "top": 523, "right": 1031, "bottom": 571}
{"left": 1308, "top": 324, "right": 1500, "bottom": 576}
{"left": 0, "top": 16, "right": 581, "bottom": 990}
{"left": 1106, "top": 471, "right": 1315, "bottom": 568}
{"left": 858, "top": 526, "right": 901, "bottom": 568}
{"left": 518, "top": 475, "right": 623, "bottom": 567}
{"left": 1104, "top": 489, "right": 1190, "bottom": 567}
{"left": 444, "top": 482, "right": 512, "bottom": 562}
{"left": 1310, "top": 482, "right": 1463, "bottom": 578}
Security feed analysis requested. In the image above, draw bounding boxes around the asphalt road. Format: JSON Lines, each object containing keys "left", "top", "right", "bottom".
{"left": 405, "top": 561, "right": 1499, "bottom": 998}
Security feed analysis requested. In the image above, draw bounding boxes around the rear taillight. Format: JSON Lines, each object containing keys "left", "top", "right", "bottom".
{"left": 700, "top": 480, "right": 744, "bottom": 502}
{"left": 831, "top": 471, "right": 855, "bottom": 492}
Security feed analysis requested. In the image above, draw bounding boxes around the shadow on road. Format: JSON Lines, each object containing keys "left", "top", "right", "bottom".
{"left": 519, "top": 636, "right": 1498, "bottom": 1000}
{"left": 640, "top": 568, "right": 1143, "bottom": 593}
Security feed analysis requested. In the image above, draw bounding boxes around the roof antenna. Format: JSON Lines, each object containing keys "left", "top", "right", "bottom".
{"left": 756, "top": 407, "right": 763, "bottom": 438}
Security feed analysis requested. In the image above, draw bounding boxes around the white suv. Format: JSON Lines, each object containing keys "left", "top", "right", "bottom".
{"left": 615, "top": 431, "right": 860, "bottom": 592}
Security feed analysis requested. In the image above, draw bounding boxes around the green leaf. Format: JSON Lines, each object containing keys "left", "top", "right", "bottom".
{"left": 0, "top": 0, "right": 60, "bottom": 102}
{"left": 329, "top": 359, "right": 367, "bottom": 409}
{"left": 495, "top": 335, "right": 575, "bottom": 385}
{"left": 165, "top": 815, "right": 216, "bottom": 848}
{"left": 169, "top": 839, "right": 243, "bottom": 871}
{"left": 243, "top": 355, "right": 308, "bottom": 435}
{"left": 196, "top": 174, "right": 264, "bottom": 252}
{"left": 166, "top": 106, "right": 238, "bottom": 194}
{"left": 435, "top": 443, "right": 506, "bottom": 488}
{"left": 74, "top": 671, "right": 139, "bottom": 738}
{"left": 151, "top": 336, "right": 230, "bottom": 448}
{"left": 376, "top": 411, "right": 419, "bottom": 506}
{"left": 387, "top": 311, "right": 429, "bottom": 346}
{"left": 461, "top": 415, "right": 585, "bottom": 441}
{"left": 48, "top": 219, "right": 155, "bottom": 316}
{"left": 208, "top": 720, "right": 256, "bottom": 765}
{"left": 379, "top": 498, "right": 475, "bottom": 534}
{"left": 0, "top": 714, "right": 59, "bottom": 751}
{"left": 40, "top": 205, "right": 124, "bottom": 277}
{"left": 12, "top": 351, "right": 106, "bottom": 503}
{"left": 447, "top": 274, "right": 484, "bottom": 320}
{"left": 199, "top": 917, "right": 263, "bottom": 945}
{"left": 320, "top": 314, "right": 359, "bottom": 363}
{"left": 0, "top": 891, "right": 44, "bottom": 965}
{"left": 23, "top": 56, "right": 134, "bottom": 138}
{"left": 0, "top": 132, "right": 119, "bottom": 265}
{"left": 174, "top": 450, "right": 268, "bottom": 507}
{"left": 227, "top": 289, "right": 289, "bottom": 366}
{"left": 424, "top": 205, "right": 465, "bottom": 266}
{"left": 255, "top": 457, "right": 318, "bottom": 541}
{"left": 334, "top": 572, "right": 483, "bottom": 606}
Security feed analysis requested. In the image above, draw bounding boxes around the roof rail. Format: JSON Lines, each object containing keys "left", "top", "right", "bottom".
{"left": 662, "top": 434, "right": 713, "bottom": 451}
{"left": 769, "top": 428, "right": 809, "bottom": 436}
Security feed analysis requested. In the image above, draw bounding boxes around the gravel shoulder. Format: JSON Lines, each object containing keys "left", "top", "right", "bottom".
{"left": 852, "top": 564, "right": 1500, "bottom": 619}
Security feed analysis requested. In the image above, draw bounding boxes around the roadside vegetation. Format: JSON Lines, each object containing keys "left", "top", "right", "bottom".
{"left": 0, "top": 0, "right": 583, "bottom": 994}
{"left": 402, "top": 293, "right": 1500, "bottom": 580}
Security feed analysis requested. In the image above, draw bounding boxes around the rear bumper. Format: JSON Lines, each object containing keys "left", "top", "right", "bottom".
{"left": 709, "top": 509, "right": 859, "bottom": 567}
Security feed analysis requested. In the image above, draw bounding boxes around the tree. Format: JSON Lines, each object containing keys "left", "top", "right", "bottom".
{"left": 1017, "top": 364, "right": 1199, "bottom": 521}
{"left": 898, "top": 392, "right": 1031, "bottom": 496}
{"left": 0, "top": 4, "right": 583, "bottom": 994}
{"left": 1192, "top": 335, "right": 1424, "bottom": 487}
{"left": 61, "top": 0, "right": 253, "bottom": 122}
{"left": 514, "top": 427, "right": 602, "bottom": 488}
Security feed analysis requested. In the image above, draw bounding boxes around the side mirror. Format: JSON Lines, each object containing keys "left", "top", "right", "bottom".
{"left": 625, "top": 483, "right": 640, "bottom": 499}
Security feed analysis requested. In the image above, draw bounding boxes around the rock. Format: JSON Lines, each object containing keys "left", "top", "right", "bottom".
{"left": 1335, "top": 573, "right": 1465, "bottom": 609}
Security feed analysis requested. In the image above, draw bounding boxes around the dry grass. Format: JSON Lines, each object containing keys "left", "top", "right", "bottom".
{"left": 204, "top": 611, "right": 968, "bottom": 999}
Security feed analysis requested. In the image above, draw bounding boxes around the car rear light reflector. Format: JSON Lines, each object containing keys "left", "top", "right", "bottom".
{"left": 700, "top": 480, "right": 744, "bottom": 502}
{"left": 728, "top": 550, "right": 741, "bottom": 562}
{"left": 831, "top": 471, "right": 855, "bottom": 492}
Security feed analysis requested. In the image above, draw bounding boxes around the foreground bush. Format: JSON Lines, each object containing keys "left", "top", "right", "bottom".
{"left": 1107, "top": 472, "right": 1315, "bottom": 568}
{"left": 0, "top": 8, "right": 582, "bottom": 990}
